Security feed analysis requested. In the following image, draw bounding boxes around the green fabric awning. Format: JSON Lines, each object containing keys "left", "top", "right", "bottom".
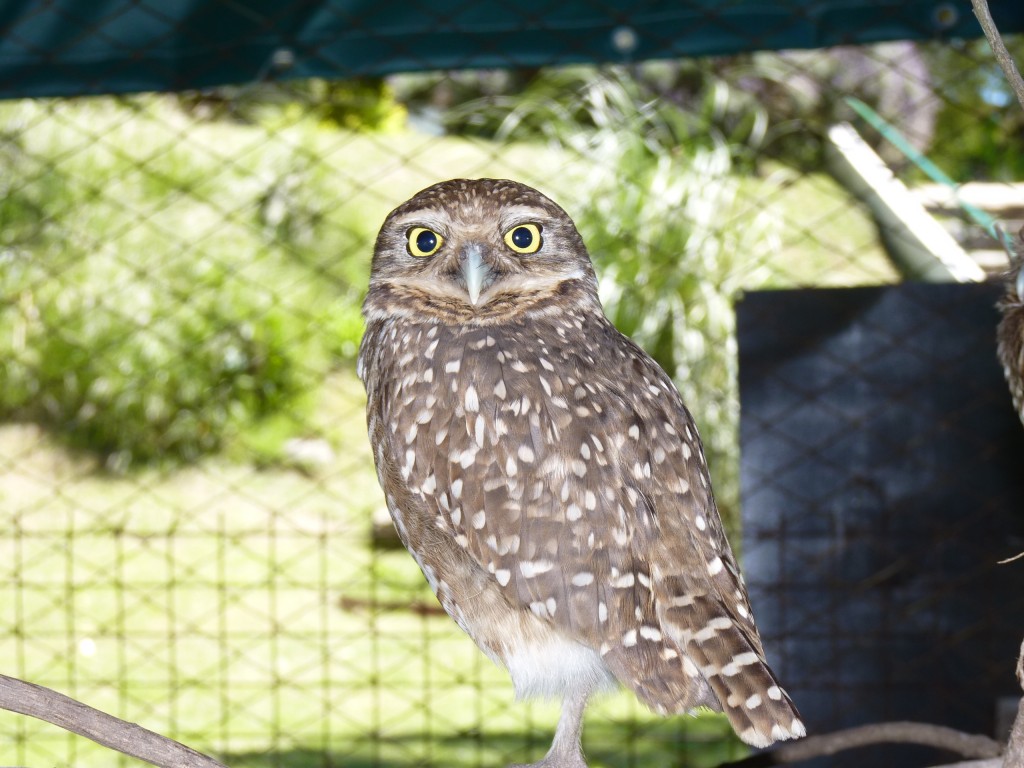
{"left": 1, "top": 0, "right": 1022, "bottom": 99}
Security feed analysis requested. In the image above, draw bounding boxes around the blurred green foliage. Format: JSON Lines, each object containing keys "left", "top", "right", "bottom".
{"left": 6, "top": 37, "right": 1001, "bottom": 473}
{"left": 0, "top": 246, "right": 326, "bottom": 465}
{"left": 179, "top": 76, "right": 408, "bottom": 133}
{"left": 433, "top": 64, "right": 771, "bottom": 170}
{"left": 923, "top": 38, "right": 1024, "bottom": 181}
{"left": 414, "top": 40, "right": 1024, "bottom": 182}
{"left": 0, "top": 98, "right": 367, "bottom": 467}
{"left": 311, "top": 77, "right": 408, "bottom": 133}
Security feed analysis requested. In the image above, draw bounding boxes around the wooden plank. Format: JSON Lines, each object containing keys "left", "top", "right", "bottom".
{"left": 825, "top": 123, "right": 985, "bottom": 283}
{"left": 914, "top": 182, "right": 1024, "bottom": 217}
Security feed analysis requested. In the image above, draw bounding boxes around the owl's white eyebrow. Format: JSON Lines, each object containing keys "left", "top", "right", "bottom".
{"left": 499, "top": 205, "right": 547, "bottom": 229}
{"left": 391, "top": 212, "right": 448, "bottom": 231}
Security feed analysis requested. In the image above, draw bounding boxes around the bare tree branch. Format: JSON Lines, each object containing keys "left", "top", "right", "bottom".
{"left": 776, "top": 722, "right": 1003, "bottom": 762}
{"left": 971, "top": 0, "right": 1024, "bottom": 113}
{"left": 721, "top": 721, "right": 1003, "bottom": 766}
{"left": 0, "top": 674, "right": 228, "bottom": 768}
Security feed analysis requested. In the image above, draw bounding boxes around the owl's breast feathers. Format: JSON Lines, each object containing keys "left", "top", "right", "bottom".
{"left": 358, "top": 307, "right": 804, "bottom": 745}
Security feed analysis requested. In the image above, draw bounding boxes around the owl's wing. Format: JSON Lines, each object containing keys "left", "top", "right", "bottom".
{"left": 614, "top": 346, "right": 804, "bottom": 746}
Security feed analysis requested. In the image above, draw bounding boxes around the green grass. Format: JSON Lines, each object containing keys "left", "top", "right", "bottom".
{"left": 0, "top": 370, "right": 747, "bottom": 768}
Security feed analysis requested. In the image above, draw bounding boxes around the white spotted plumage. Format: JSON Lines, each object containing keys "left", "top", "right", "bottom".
{"left": 359, "top": 178, "right": 804, "bottom": 767}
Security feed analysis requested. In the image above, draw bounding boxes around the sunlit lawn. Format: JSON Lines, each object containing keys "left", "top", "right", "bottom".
{"left": 0, "top": 369, "right": 745, "bottom": 768}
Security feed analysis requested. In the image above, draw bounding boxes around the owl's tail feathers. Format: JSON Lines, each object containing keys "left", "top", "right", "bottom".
{"left": 661, "top": 594, "right": 806, "bottom": 749}
{"left": 696, "top": 642, "right": 806, "bottom": 748}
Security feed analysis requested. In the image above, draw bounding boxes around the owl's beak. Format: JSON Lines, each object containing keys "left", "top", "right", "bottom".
{"left": 460, "top": 244, "right": 494, "bottom": 306}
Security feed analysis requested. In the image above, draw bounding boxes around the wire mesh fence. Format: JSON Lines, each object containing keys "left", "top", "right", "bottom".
{"left": 1, "top": 2, "right": 1023, "bottom": 767}
{"left": 738, "top": 280, "right": 1024, "bottom": 768}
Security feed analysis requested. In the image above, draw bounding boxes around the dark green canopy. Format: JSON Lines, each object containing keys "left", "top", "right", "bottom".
{"left": 1, "top": 0, "right": 1022, "bottom": 99}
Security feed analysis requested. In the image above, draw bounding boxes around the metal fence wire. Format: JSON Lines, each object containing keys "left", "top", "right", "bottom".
{"left": 1, "top": 2, "right": 1023, "bottom": 767}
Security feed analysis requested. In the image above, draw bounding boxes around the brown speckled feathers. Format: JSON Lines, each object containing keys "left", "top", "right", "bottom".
{"left": 997, "top": 235, "right": 1024, "bottom": 425}
{"left": 358, "top": 179, "right": 803, "bottom": 765}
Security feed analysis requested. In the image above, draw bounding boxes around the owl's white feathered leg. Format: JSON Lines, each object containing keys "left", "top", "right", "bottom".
{"left": 509, "top": 691, "right": 589, "bottom": 768}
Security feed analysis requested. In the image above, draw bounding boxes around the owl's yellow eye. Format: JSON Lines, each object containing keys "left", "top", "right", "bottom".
{"left": 407, "top": 227, "right": 443, "bottom": 257}
{"left": 503, "top": 223, "right": 542, "bottom": 254}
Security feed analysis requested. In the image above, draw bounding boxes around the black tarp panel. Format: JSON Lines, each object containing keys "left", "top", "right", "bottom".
{"left": 739, "top": 281, "right": 1024, "bottom": 767}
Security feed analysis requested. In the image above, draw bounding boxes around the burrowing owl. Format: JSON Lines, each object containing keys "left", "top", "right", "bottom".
{"left": 998, "top": 234, "right": 1024, "bottom": 425}
{"left": 358, "top": 178, "right": 804, "bottom": 767}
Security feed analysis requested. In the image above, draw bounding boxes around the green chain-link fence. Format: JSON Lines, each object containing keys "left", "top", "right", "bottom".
{"left": 2, "top": 2, "right": 1023, "bottom": 767}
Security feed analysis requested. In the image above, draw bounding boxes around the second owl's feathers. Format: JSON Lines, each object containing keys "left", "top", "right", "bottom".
{"left": 997, "top": 236, "right": 1024, "bottom": 425}
{"left": 359, "top": 178, "right": 804, "bottom": 759}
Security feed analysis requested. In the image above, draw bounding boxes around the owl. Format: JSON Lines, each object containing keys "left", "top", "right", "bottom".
{"left": 357, "top": 178, "right": 804, "bottom": 767}
{"left": 997, "top": 232, "right": 1024, "bottom": 425}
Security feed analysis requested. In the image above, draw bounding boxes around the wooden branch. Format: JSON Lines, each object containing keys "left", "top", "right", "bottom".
{"left": 776, "top": 722, "right": 1003, "bottom": 762}
{"left": 971, "top": 0, "right": 1024, "bottom": 113}
{"left": 338, "top": 594, "right": 446, "bottom": 616}
{"left": 721, "top": 721, "right": 1003, "bottom": 766}
{"left": 0, "top": 673, "right": 228, "bottom": 768}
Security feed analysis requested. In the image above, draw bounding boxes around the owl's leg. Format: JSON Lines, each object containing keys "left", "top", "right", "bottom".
{"left": 509, "top": 690, "right": 590, "bottom": 768}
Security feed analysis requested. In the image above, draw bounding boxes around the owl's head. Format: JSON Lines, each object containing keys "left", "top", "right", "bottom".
{"left": 363, "top": 178, "right": 601, "bottom": 324}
